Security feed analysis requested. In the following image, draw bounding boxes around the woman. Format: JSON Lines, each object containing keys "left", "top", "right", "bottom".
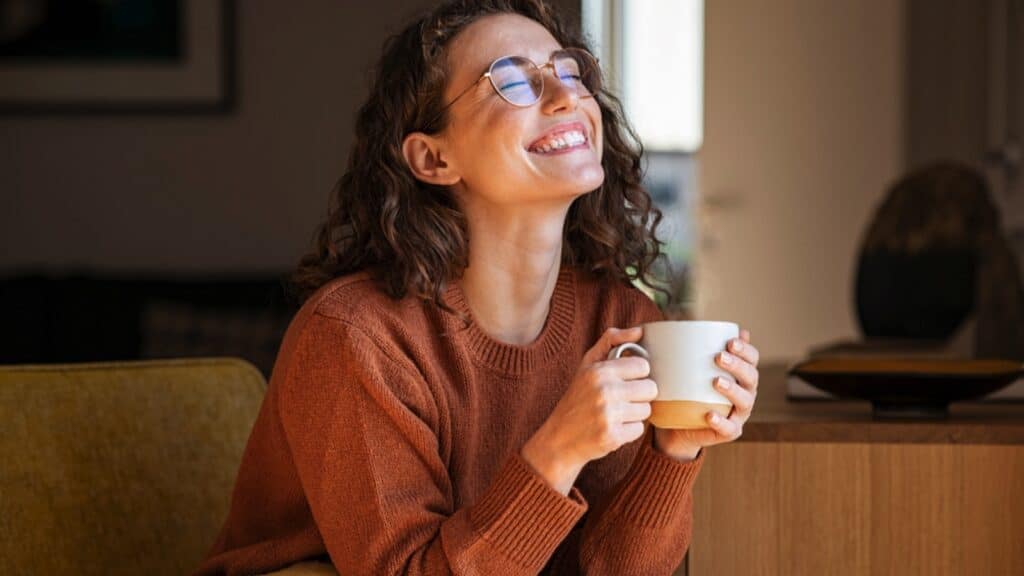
{"left": 196, "top": 1, "right": 760, "bottom": 574}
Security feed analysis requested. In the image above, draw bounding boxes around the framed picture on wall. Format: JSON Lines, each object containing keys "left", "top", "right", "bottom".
{"left": 0, "top": 0, "right": 235, "bottom": 114}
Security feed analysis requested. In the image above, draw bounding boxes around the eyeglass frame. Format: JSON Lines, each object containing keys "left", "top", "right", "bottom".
{"left": 421, "top": 47, "right": 601, "bottom": 131}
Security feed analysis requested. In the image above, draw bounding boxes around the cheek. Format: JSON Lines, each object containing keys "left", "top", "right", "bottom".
{"left": 587, "top": 103, "right": 604, "bottom": 155}
{"left": 460, "top": 111, "right": 527, "bottom": 170}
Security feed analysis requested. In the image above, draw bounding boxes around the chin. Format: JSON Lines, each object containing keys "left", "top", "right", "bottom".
{"left": 563, "top": 165, "right": 605, "bottom": 196}
{"left": 513, "top": 157, "right": 606, "bottom": 202}
{"left": 542, "top": 181, "right": 602, "bottom": 205}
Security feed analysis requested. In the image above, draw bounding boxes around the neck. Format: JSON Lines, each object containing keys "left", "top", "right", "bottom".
{"left": 458, "top": 199, "right": 571, "bottom": 345}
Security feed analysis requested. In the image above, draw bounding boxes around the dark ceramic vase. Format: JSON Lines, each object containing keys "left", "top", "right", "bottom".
{"left": 855, "top": 248, "right": 976, "bottom": 341}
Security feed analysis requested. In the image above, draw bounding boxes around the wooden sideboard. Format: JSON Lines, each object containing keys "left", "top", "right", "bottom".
{"left": 678, "top": 363, "right": 1024, "bottom": 576}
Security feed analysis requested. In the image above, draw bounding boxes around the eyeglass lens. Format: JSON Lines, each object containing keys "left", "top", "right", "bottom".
{"left": 489, "top": 50, "right": 600, "bottom": 106}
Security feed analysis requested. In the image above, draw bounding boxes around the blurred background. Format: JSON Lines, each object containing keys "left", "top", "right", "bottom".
{"left": 1, "top": 0, "right": 1022, "bottom": 373}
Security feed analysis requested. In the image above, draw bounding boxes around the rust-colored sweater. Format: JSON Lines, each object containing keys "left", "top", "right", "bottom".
{"left": 195, "top": 267, "right": 704, "bottom": 575}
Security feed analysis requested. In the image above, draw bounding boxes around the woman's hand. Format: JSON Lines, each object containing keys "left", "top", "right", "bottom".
{"left": 521, "top": 327, "right": 658, "bottom": 494}
{"left": 653, "top": 329, "right": 760, "bottom": 461}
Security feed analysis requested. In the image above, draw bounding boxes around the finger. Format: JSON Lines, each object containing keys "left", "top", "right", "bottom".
{"left": 582, "top": 326, "right": 643, "bottom": 365}
{"left": 716, "top": 351, "right": 759, "bottom": 392}
{"left": 621, "top": 421, "right": 646, "bottom": 443}
{"left": 727, "top": 337, "right": 760, "bottom": 368}
{"left": 706, "top": 410, "right": 742, "bottom": 440}
{"left": 596, "top": 356, "right": 651, "bottom": 381}
{"left": 621, "top": 378, "right": 658, "bottom": 402}
{"left": 621, "top": 400, "right": 653, "bottom": 423}
{"left": 713, "top": 376, "right": 755, "bottom": 417}
{"left": 740, "top": 328, "right": 751, "bottom": 343}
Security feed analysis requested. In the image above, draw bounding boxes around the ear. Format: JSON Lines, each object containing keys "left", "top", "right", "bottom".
{"left": 401, "top": 132, "right": 461, "bottom": 186}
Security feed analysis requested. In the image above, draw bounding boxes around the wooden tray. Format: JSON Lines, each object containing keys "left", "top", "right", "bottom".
{"left": 789, "top": 357, "right": 1023, "bottom": 419}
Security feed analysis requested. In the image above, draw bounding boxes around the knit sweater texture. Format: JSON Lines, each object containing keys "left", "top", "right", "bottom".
{"left": 195, "top": 266, "right": 704, "bottom": 575}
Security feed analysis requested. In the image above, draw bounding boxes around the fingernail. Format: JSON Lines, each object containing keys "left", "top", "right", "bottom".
{"left": 716, "top": 377, "right": 731, "bottom": 390}
{"left": 708, "top": 412, "right": 719, "bottom": 423}
{"left": 732, "top": 339, "right": 743, "bottom": 352}
{"left": 720, "top": 352, "right": 733, "bottom": 365}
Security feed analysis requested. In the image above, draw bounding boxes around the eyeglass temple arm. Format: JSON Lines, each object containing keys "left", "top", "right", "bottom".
{"left": 422, "top": 74, "right": 489, "bottom": 130}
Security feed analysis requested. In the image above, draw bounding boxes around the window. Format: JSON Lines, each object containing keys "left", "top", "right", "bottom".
{"left": 583, "top": 0, "right": 705, "bottom": 310}
{"left": 583, "top": 0, "right": 704, "bottom": 152}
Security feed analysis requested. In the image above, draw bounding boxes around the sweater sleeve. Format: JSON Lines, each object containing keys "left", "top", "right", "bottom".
{"left": 575, "top": 425, "right": 704, "bottom": 574}
{"left": 276, "top": 312, "right": 588, "bottom": 575}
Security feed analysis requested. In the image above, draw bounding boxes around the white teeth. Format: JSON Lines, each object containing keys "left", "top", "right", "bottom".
{"left": 531, "top": 130, "right": 586, "bottom": 153}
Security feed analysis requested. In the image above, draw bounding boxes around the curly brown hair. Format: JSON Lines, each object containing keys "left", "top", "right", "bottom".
{"left": 290, "top": 0, "right": 666, "bottom": 309}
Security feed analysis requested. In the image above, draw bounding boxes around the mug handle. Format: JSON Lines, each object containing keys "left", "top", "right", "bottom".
{"left": 607, "top": 342, "right": 649, "bottom": 360}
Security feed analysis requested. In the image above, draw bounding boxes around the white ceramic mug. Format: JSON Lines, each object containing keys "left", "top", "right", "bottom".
{"left": 608, "top": 320, "right": 739, "bottom": 429}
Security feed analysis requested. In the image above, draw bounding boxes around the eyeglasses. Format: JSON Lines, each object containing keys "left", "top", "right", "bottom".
{"left": 424, "top": 47, "right": 601, "bottom": 129}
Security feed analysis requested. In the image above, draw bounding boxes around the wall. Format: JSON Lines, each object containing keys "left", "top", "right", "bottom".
{"left": 905, "top": 0, "right": 989, "bottom": 169}
{"left": 695, "top": 0, "right": 906, "bottom": 361}
{"left": 906, "top": 0, "right": 1024, "bottom": 276}
{"left": 1, "top": 0, "right": 435, "bottom": 273}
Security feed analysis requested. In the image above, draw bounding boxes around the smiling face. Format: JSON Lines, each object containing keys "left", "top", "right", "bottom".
{"left": 439, "top": 13, "right": 605, "bottom": 207}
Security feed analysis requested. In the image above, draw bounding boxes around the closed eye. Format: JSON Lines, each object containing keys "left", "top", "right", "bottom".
{"left": 499, "top": 80, "right": 531, "bottom": 91}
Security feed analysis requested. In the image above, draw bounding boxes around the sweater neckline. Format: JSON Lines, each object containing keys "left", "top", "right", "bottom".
{"left": 443, "top": 266, "right": 577, "bottom": 376}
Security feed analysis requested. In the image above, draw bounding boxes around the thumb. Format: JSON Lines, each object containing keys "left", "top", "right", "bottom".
{"left": 581, "top": 326, "right": 644, "bottom": 366}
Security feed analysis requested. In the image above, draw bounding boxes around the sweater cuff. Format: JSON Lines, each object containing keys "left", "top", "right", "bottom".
{"left": 468, "top": 452, "right": 588, "bottom": 570}
{"left": 610, "top": 428, "right": 705, "bottom": 529}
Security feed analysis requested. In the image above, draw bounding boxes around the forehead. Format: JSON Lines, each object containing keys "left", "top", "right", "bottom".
{"left": 446, "top": 13, "right": 562, "bottom": 80}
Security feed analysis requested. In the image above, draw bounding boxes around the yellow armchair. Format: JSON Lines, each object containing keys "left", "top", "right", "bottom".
{"left": 0, "top": 358, "right": 269, "bottom": 575}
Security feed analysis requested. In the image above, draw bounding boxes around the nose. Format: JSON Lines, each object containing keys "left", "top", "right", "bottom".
{"left": 539, "top": 66, "right": 580, "bottom": 115}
